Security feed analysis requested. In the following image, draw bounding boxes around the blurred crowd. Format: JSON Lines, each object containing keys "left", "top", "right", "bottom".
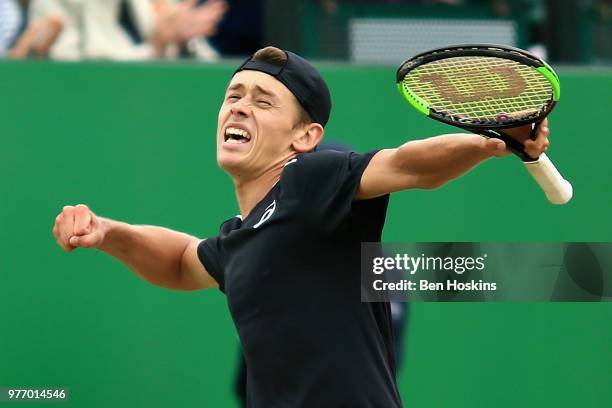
{"left": 0, "top": 0, "right": 526, "bottom": 61}
{"left": 1, "top": 0, "right": 610, "bottom": 62}
{"left": 0, "top": 0, "right": 262, "bottom": 60}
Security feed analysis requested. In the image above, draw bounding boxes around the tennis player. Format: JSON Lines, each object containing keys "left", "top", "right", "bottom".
{"left": 52, "top": 46, "right": 549, "bottom": 407}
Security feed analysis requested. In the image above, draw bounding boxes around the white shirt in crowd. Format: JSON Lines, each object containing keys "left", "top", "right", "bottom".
{"left": 0, "top": 0, "right": 22, "bottom": 56}
{"left": 28, "top": 0, "right": 155, "bottom": 60}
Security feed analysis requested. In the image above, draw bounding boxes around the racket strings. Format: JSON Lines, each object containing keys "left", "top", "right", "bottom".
{"left": 402, "top": 57, "right": 553, "bottom": 123}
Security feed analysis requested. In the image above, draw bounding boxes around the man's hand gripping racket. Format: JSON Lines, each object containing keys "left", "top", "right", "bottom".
{"left": 396, "top": 44, "right": 573, "bottom": 204}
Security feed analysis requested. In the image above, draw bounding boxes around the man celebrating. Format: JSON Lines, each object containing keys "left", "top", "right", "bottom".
{"left": 53, "top": 47, "right": 549, "bottom": 407}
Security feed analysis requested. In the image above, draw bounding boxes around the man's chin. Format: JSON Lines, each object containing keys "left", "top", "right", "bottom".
{"left": 217, "top": 151, "right": 246, "bottom": 174}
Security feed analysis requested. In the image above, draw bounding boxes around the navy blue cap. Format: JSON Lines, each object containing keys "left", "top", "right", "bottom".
{"left": 233, "top": 50, "right": 332, "bottom": 127}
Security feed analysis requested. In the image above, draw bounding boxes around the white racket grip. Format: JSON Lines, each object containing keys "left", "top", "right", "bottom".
{"left": 524, "top": 153, "right": 573, "bottom": 205}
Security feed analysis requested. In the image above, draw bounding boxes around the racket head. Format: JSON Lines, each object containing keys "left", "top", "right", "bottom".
{"left": 396, "top": 44, "right": 560, "bottom": 130}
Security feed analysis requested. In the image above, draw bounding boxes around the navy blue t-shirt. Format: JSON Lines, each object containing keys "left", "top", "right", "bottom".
{"left": 198, "top": 150, "right": 402, "bottom": 407}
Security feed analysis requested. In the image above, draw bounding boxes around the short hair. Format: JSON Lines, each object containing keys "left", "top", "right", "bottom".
{"left": 251, "top": 46, "right": 313, "bottom": 128}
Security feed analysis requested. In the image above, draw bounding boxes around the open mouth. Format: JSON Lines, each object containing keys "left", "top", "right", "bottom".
{"left": 224, "top": 127, "right": 252, "bottom": 144}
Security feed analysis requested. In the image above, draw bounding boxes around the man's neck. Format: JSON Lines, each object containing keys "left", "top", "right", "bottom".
{"left": 233, "top": 164, "right": 285, "bottom": 219}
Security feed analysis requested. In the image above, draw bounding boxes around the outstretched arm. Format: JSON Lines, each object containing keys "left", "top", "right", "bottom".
{"left": 53, "top": 204, "right": 217, "bottom": 291}
{"left": 357, "top": 120, "right": 550, "bottom": 200}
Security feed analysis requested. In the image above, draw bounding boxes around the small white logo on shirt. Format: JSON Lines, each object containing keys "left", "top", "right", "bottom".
{"left": 284, "top": 158, "right": 297, "bottom": 167}
{"left": 253, "top": 200, "right": 276, "bottom": 229}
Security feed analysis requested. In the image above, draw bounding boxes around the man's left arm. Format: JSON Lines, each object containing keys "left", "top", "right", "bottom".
{"left": 356, "top": 120, "right": 550, "bottom": 200}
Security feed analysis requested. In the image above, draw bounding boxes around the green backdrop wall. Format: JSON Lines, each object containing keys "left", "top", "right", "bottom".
{"left": 1, "top": 60, "right": 611, "bottom": 407}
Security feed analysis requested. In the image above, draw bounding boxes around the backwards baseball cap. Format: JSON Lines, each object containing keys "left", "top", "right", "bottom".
{"left": 233, "top": 49, "right": 332, "bottom": 127}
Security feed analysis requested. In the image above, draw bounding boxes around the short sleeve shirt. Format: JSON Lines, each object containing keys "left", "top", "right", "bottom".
{"left": 198, "top": 150, "right": 402, "bottom": 408}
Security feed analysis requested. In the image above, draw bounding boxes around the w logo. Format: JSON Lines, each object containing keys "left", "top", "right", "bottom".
{"left": 253, "top": 200, "right": 276, "bottom": 229}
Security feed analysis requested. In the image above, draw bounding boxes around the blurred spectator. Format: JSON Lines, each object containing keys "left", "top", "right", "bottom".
{"left": 206, "top": 0, "right": 262, "bottom": 56}
{"left": 27, "top": 0, "right": 152, "bottom": 60}
{"left": 0, "top": 0, "right": 22, "bottom": 56}
{"left": 121, "top": 0, "right": 262, "bottom": 58}
{"left": 2, "top": 0, "right": 64, "bottom": 59}
{"left": 25, "top": 0, "right": 227, "bottom": 60}
{"left": 153, "top": 0, "right": 228, "bottom": 59}
{"left": 9, "top": 14, "right": 63, "bottom": 58}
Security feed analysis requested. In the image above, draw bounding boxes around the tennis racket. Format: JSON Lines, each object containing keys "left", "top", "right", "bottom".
{"left": 396, "top": 44, "right": 573, "bottom": 205}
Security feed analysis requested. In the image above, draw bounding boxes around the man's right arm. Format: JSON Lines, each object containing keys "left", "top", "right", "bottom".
{"left": 52, "top": 204, "right": 218, "bottom": 291}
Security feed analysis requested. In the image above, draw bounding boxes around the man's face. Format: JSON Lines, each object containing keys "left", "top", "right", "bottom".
{"left": 217, "top": 70, "right": 305, "bottom": 179}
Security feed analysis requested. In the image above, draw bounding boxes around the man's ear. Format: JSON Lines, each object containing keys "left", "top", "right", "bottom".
{"left": 292, "top": 123, "right": 324, "bottom": 153}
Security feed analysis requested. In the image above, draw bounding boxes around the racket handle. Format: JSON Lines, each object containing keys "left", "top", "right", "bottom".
{"left": 523, "top": 153, "right": 573, "bottom": 205}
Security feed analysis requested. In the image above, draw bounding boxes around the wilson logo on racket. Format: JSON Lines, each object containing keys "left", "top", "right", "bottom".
{"left": 418, "top": 65, "right": 527, "bottom": 104}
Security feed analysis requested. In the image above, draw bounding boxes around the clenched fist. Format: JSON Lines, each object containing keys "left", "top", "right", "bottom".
{"left": 52, "top": 204, "right": 105, "bottom": 252}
